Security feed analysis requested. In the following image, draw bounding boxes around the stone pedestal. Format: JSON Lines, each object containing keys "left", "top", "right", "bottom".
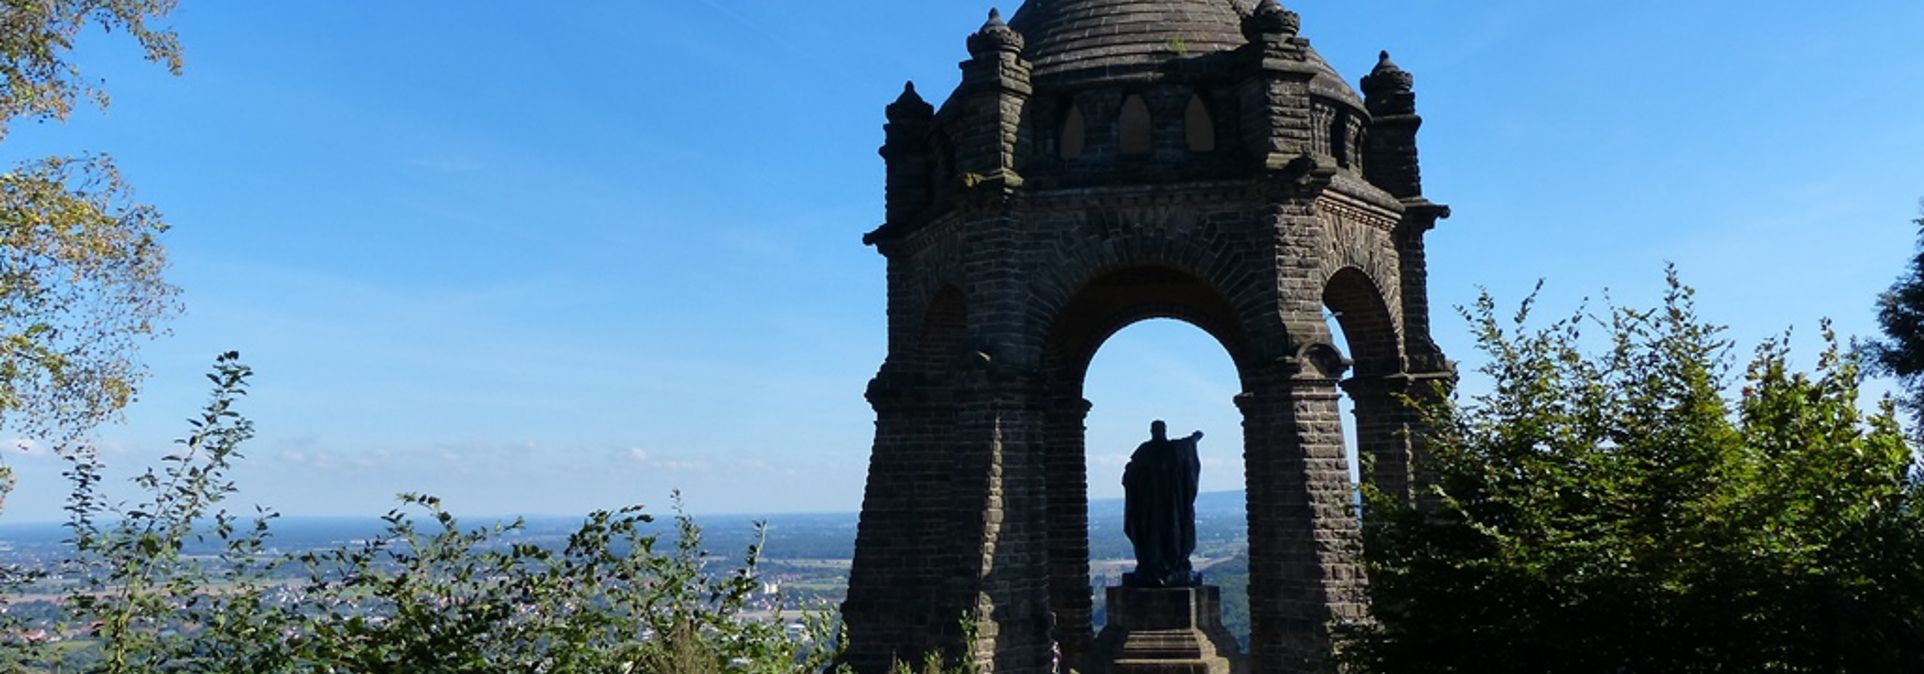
{"left": 1087, "top": 586, "right": 1243, "bottom": 674}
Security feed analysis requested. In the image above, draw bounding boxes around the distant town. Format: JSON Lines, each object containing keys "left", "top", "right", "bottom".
{"left": 1, "top": 491, "right": 1260, "bottom": 648}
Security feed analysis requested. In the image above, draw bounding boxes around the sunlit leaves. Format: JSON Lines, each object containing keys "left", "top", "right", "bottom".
{"left": 0, "top": 152, "right": 179, "bottom": 447}
{"left": 0, "top": 0, "right": 184, "bottom": 512}
{"left": 1349, "top": 269, "right": 1924, "bottom": 673}
{"left": 0, "top": 0, "right": 182, "bottom": 139}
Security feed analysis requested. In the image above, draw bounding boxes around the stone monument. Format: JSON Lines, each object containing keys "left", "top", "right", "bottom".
{"left": 842, "top": 1, "right": 1452, "bottom": 672}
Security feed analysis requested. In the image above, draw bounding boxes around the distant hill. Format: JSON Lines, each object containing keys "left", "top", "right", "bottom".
{"left": 1, "top": 492, "right": 1259, "bottom": 644}
{"left": 1086, "top": 490, "right": 1248, "bottom": 560}
{"left": 0, "top": 490, "right": 1255, "bottom": 565}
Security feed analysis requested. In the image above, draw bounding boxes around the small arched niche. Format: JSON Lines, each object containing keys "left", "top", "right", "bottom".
{"left": 1119, "top": 95, "right": 1153, "bottom": 157}
{"left": 1330, "top": 109, "right": 1352, "bottom": 168}
{"left": 1184, "top": 95, "right": 1215, "bottom": 153}
{"left": 916, "top": 285, "right": 969, "bottom": 374}
{"left": 1060, "top": 104, "right": 1088, "bottom": 161}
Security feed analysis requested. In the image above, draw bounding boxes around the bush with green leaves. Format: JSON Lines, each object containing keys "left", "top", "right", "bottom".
{"left": 3, "top": 352, "right": 845, "bottom": 674}
{"left": 1347, "top": 270, "right": 1924, "bottom": 673}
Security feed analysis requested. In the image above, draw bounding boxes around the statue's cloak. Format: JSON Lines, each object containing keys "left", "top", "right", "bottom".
{"left": 1122, "top": 434, "right": 1200, "bottom": 585}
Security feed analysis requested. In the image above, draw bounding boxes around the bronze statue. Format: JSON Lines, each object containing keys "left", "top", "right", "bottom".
{"left": 1122, "top": 420, "right": 1203, "bottom": 588}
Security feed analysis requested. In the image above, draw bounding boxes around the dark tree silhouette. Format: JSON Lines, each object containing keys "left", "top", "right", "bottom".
{"left": 1869, "top": 200, "right": 1924, "bottom": 435}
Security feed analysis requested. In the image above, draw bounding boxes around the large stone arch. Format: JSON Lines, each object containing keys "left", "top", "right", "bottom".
{"left": 1027, "top": 214, "right": 1276, "bottom": 370}
{"left": 1032, "top": 263, "right": 1258, "bottom": 669}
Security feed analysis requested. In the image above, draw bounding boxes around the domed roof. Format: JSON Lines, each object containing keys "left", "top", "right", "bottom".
{"left": 1007, "top": 0, "right": 1360, "bottom": 105}
{"left": 1008, "top": 0, "right": 1252, "bottom": 76}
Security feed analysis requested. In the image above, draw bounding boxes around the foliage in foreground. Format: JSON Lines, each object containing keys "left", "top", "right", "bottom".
{"left": 1348, "top": 270, "right": 1924, "bottom": 673}
{"left": 2, "top": 353, "right": 843, "bottom": 674}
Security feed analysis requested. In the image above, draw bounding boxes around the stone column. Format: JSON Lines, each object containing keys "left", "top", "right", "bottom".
{"left": 845, "top": 368, "right": 960, "bottom": 672}
{"left": 934, "top": 363, "right": 1055, "bottom": 674}
{"left": 1044, "top": 394, "right": 1096, "bottom": 672}
{"left": 1339, "top": 374, "right": 1409, "bottom": 503}
{"left": 1238, "top": 352, "right": 1366, "bottom": 674}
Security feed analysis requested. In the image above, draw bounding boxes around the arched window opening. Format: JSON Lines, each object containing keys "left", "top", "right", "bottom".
{"left": 918, "top": 286, "right": 968, "bottom": 375}
{"left": 1017, "top": 104, "right": 1038, "bottom": 165}
{"left": 1060, "top": 104, "right": 1088, "bottom": 160}
{"left": 1331, "top": 109, "right": 1352, "bottom": 168}
{"left": 1119, "top": 95, "right": 1153, "bottom": 157}
{"left": 1184, "top": 95, "right": 1215, "bottom": 153}
{"left": 929, "top": 132, "right": 957, "bottom": 197}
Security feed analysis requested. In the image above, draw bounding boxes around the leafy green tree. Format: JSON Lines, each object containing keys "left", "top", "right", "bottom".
{"left": 1347, "top": 270, "right": 1924, "bottom": 673}
{"left": 0, "top": 0, "right": 185, "bottom": 508}
{"left": 1868, "top": 200, "right": 1924, "bottom": 435}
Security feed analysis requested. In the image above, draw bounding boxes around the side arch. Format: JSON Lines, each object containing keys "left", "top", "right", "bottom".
{"left": 1322, "top": 266, "right": 1422, "bottom": 503}
{"left": 1322, "top": 266, "right": 1403, "bottom": 377}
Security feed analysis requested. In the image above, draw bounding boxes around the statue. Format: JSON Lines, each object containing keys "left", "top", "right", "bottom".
{"left": 1122, "top": 420, "right": 1203, "bottom": 588}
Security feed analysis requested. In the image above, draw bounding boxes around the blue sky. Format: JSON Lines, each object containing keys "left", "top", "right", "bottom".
{"left": 2, "top": 1, "right": 1921, "bottom": 522}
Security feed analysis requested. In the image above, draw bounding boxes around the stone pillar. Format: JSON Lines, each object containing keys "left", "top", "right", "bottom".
{"left": 932, "top": 363, "right": 1054, "bottom": 674}
{"left": 1045, "top": 395, "right": 1097, "bottom": 672}
{"left": 1342, "top": 371, "right": 1457, "bottom": 505}
{"left": 1339, "top": 374, "right": 1409, "bottom": 503}
{"left": 845, "top": 368, "right": 959, "bottom": 672}
{"left": 1237, "top": 351, "right": 1366, "bottom": 674}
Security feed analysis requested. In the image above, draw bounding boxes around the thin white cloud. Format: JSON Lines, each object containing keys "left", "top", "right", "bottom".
{"left": 407, "top": 157, "right": 486, "bottom": 173}
{"left": 626, "top": 446, "right": 712, "bottom": 473}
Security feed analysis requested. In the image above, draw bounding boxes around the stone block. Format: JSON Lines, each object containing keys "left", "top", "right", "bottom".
{"left": 1087, "top": 586, "right": 1243, "bottom": 674}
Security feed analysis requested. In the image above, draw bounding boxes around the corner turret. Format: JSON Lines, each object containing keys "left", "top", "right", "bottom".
{"left": 1361, "top": 51, "right": 1423, "bottom": 198}
{"left": 951, "top": 8, "right": 1031, "bottom": 191}
{"left": 878, "top": 82, "right": 935, "bottom": 230}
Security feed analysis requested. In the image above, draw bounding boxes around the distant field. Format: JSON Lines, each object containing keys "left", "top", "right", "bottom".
{"left": 4, "top": 490, "right": 1259, "bottom": 639}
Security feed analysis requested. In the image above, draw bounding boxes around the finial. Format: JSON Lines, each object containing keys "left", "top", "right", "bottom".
{"left": 968, "top": 6, "right": 1024, "bottom": 58}
{"left": 1242, "top": 0, "right": 1301, "bottom": 42}
{"left": 1362, "top": 50, "right": 1414, "bottom": 97}
{"left": 887, "top": 80, "right": 933, "bottom": 120}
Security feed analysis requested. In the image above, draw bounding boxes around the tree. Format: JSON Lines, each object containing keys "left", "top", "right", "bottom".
{"left": 1346, "top": 269, "right": 1924, "bottom": 673}
{"left": 0, "top": 0, "right": 184, "bottom": 508}
{"left": 1868, "top": 200, "right": 1924, "bottom": 436}
{"left": 0, "top": 0, "right": 182, "bottom": 136}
